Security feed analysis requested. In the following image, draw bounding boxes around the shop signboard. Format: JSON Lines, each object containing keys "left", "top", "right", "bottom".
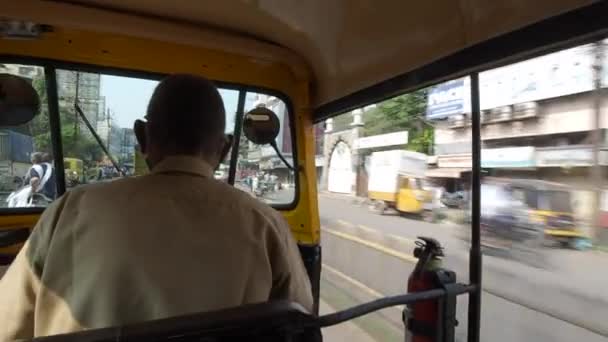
{"left": 536, "top": 146, "right": 593, "bottom": 167}
{"left": 426, "top": 40, "right": 608, "bottom": 120}
{"left": 536, "top": 146, "right": 608, "bottom": 167}
{"left": 437, "top": 154, "right": 472, "bottom": 168}
{"left": 354, "top": 131, "right": 408, "bottom": 149}
{"left": 481, "top": 147, "right": 535, "bottom": 168}
{"left": 426, "top": 78, "right": 469, "bottom": 119}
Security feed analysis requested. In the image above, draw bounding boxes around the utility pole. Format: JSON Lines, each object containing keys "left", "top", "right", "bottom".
{"left": 592, "top": 40, "right": 605, "bottom": 241}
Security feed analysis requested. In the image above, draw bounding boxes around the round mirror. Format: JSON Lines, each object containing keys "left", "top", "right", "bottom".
{"left": 243, "top": 105, "right": 280, "bottom": 145}
{"left": 0, "top": 73, "right": 40, "bottom": 126}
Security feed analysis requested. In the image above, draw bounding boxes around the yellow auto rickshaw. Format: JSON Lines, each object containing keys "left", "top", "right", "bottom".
{"left": 505, "top": 178, "right": 589, "bottom": 249}
{"left": 368, "top": 150, "right": 433, "bottom": 218}
{"left": 63, "top": 157, "right": 84, "bottom": 187}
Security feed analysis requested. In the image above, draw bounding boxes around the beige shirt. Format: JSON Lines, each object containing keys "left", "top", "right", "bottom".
{"left": 0, "top": 156, "right": 313, "bottom": 340}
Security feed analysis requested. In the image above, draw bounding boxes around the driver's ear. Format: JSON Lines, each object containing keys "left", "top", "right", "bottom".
{"left": 134, "top": 119, "right": 147, "bottom": 154}
{"left": 219, "top": 134, "right": 234, "bottom": 163}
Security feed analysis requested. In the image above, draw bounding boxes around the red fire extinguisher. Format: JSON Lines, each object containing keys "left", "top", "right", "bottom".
{"left": 405, "top": 237, "right": 449, "bottom": 342}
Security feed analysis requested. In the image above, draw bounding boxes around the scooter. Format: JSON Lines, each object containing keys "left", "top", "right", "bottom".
{"left": 6, "top": 184, "right": 53, "bottom": 208}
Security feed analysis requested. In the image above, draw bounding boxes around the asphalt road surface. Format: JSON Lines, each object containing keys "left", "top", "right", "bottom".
{"left": 318, "top": 193, "right": 608, "bottom": 342}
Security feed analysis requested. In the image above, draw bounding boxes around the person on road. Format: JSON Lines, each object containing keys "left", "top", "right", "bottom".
{"left": 24, "top": 152, "right": 56, "bottom": 200}
{"left": 0, "top": 74, "right": 313, "bottom": 339}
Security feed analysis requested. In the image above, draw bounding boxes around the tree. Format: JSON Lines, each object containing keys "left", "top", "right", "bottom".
{"left": 30, "top": 73, "right": 104, "bottom": 164}
{"left": 362, "top": 90, "right": 433, "bottom": 154}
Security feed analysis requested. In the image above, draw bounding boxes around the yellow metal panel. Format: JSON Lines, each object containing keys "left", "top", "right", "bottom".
{"left": 544, "top": 230, "right": 586, "bottom": 237}
{"left": 368, "top": 191, "right": 397, "bottom": 203}
{"left": 396, "top": 189, "right": 423, "bottom": 213}
{"left": 0, "top": 214, "right": 39, "bottom": 256}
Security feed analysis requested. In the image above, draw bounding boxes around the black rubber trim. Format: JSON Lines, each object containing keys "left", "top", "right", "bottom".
{"left": 0, "top": 253, "right": 16, "bottom": 265}
{"left": 315, "top": 2, "right": 608, "bottom": 121}
{"left": 0, "top": 227, "right": 30, "bottom": 248}
{"left": 298, "top": 244, "right": 321, "bottom": 315}
{"left": 45, "top": 66, "right": 67, "bottom": 196}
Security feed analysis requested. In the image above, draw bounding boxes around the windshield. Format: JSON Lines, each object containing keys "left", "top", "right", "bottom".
{"left": 0, "top": 65, "right": 295, "bottom": 209}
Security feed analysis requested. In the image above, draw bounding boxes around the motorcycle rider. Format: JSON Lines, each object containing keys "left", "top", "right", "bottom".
{"left": 25, "top": 152, "right": 56, "bottom": 200}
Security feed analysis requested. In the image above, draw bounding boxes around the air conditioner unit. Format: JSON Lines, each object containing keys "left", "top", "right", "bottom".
{"left": 513, "top": 102, "right": 538, "bottom": 118}
{"left": 480, "top": 110, "right": 489, "bottom": 123}
{"left": 448, "top": 114, "right": 465, "bottom": 128}
{"left": 491, "top": 106, "right": 513, "bottom": 121}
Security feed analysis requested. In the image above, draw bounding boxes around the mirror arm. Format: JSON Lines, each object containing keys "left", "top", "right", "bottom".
{"left": 270, "top": 141, "right": 294, "bottom": 171}
{"left": 74, "top": 102, "right": 126, "bottom": 177}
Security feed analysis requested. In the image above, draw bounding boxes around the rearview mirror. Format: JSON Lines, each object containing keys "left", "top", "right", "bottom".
{"left": 243, "top": 105, "right": 280, "bottom": 145}
{"left": 0, "top": 73, "right": 40, "bottom": 126}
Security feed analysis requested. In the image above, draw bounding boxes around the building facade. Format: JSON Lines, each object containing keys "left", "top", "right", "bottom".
{"left": 56, "top": 70, "right": 105, "bottom": 132}
{"left": 427, "top": 41, "right": 608, "bottom": 223}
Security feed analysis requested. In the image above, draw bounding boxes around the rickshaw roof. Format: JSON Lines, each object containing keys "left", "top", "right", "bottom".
{"left": 4, "top": 1, "right": 602, "bottom": 119}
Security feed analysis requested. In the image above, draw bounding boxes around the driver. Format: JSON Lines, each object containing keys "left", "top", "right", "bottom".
{"left": 0, "top": 74, "right": 313, "bottom": 339}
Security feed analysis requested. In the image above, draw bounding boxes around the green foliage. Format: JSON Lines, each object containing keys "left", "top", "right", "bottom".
{"left": 362, "top": 90, "right": 433, "bottom": 154}
{"left": 29, "top": 74, "right": 104, "bottom": 165}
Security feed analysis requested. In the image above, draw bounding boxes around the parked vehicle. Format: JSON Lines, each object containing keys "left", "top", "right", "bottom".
{"left": 441, "top": 190, "right": 466, "bottom": 208}
{"left": 368, "top": 150, "right": 433, "bottom": 218}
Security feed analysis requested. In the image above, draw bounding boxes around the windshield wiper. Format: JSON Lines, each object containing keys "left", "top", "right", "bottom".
{"left": 270, "top": 141, "right": 294, "bottom": 171}
{"left": 74, "top": 102, "right": 126, "bottom": 177}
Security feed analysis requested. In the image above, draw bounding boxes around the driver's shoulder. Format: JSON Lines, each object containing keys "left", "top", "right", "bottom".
{"left": 211, "top": 179, "right": 285, "bottom": 227}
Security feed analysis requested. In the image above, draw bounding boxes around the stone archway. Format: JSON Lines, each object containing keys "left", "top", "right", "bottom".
{"left": 327, "top": 141, "right": 353, "bottom": 193}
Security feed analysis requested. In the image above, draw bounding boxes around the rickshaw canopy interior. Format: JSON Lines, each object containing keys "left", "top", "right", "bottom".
{"left": 3, "top": 1, "right": 604, "bottom": 120}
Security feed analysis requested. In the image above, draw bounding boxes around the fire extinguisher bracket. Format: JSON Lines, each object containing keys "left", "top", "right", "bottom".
{"left": 435, "top": 270, "right": 459, "bottom": 342}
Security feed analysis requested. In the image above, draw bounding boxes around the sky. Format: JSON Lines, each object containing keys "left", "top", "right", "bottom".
{"left": 100, "top": 75, "right": 239, "bottom": 131}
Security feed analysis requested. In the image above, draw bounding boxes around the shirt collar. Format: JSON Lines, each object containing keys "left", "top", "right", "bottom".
{"left": 151, "top": 156, "right": 214, "bottom": 178}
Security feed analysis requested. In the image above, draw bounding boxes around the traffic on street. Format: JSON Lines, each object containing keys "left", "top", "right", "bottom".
{"left": 318, "top": 194, "right": 608, "bottom": 342}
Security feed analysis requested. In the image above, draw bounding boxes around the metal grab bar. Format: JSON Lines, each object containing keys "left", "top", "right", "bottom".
{"left": 316, "top": 284, "right": 476, "bottom": 328}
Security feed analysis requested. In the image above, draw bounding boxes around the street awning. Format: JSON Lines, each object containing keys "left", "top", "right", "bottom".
{"left": 426, "top": 168, "right": 470, "bottom": 178}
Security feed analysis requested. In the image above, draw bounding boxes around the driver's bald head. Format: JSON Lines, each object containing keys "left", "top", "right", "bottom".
{"left": 146, "top": 74, "right": 226, "bottom": 156}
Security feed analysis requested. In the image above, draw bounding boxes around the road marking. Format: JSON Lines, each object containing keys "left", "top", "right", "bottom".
{"left": 336, "top": 219, "right": 355, "bottom": 227}
{"left": 322, "top": 227, "right": 417, "bottom": 263}
{"left": 356, "top": 224, "right": 377, "bottom": 233}
{"left": 323, "top": 263, "right": 384, "bottom": 298}
{"left": 386, "top": 233, "right": 416, "bottom": 245}
{"left": 355, "top": 223, "right": 416, "bottom": 246}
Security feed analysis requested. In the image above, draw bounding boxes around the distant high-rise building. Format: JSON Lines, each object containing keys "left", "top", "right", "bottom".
{"left": 56, "top": 70, "right": 104, "bottom": 129}
{"left": 119, "top": 128, "right": 136, "bottom": 163}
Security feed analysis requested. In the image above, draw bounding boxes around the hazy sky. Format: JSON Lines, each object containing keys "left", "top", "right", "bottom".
{"left": 100, "top": 75, "right": 239, "bottom": 131}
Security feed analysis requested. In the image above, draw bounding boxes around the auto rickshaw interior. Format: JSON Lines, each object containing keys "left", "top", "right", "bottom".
{"left": 0, "top": 1, "right": 607, "bottom": 341}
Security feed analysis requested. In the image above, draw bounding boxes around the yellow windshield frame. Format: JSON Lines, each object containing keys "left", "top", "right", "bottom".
{"left": 0, "top": 27, "right": 320, "bottom": 245}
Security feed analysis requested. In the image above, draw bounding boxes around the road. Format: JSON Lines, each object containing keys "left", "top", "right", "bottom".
{"left": 318, "top": 193, "right": 608, "bottom": 342}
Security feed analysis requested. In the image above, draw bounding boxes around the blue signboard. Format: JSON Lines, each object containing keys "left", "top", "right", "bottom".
{"left": 426, "top": 79, "right": 466, "bottom": 120}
